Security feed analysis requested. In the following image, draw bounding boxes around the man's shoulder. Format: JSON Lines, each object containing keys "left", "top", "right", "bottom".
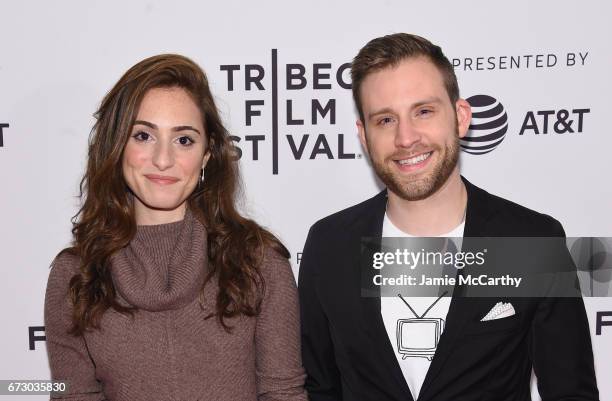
{"left": 468, "top": 180, "right": 565, "bottom": 237}
{"left": 307, "top": 190, "right": 386, "bottom": 240}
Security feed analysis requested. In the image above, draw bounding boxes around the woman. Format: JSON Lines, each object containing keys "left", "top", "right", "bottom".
{"left": 44, "top": 54, "right": 307, "bottom": 401}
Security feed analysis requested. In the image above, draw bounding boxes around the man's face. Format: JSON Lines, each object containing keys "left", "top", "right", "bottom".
{"left": 357, "top": 57, "right": 471, "bottom": 201}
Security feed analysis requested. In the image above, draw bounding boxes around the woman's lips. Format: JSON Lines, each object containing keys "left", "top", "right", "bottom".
{"left": 144, "top": 174, "right": 180, "bottom": 185}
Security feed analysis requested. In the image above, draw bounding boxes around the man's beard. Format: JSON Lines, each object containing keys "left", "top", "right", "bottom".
{"left": 369, "top": 127, "right": 460, "bottom": 201}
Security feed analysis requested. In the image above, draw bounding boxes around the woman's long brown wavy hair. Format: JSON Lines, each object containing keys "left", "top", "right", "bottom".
{"left": 64, "top": 54, "right": 289, "bottom": 334}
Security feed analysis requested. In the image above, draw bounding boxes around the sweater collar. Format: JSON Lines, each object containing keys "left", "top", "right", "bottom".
{"left": 111, "top": 208, "right": 207, "bottom": 311}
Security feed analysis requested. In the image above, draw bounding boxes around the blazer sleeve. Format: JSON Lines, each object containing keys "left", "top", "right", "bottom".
{"left": 44, "top": 253, "right": 105, "bottom": 400}
{"left": 299, "top": 225, "right": 343, "bottom": 401}
{"left": 529, "top": 221, "right": 599, "bottom": 400}
{"left": 254, "top": 248, "right": 308, "bottom": 401}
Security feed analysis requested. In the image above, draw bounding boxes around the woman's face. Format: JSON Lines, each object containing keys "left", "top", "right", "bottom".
{"left": 122, "top": 87, "right": 209, "bottom": 225}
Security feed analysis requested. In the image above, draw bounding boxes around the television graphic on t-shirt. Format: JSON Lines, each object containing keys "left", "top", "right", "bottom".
{"left": 395, "top": 293, "right": 447, "bottom": 361}
{"left": 396, "top": 317, "right": 445, "bottom": 361}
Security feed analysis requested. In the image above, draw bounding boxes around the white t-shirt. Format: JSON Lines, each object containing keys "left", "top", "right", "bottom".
{"left": 380, "top": 213, "right": 465, "bottom": 400}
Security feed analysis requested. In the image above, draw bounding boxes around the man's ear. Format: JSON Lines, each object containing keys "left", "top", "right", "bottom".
{"left": 357, "top": 119, "right": 369, "bottom": 157}
{"left": 455, "top": 99, "right": 472, "bottom": 139}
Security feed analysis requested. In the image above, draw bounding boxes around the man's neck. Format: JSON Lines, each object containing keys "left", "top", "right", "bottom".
{"left": 386, "top": 171, "right": 467, "bottom": 236}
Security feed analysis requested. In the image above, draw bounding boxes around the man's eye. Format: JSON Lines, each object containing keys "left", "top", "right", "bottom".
{"left": 379, "top": 117, "right": 394, "bottom": 125}
{"left": 132, "top": 131, "right": 151, "bottom": 142}
{"left": 418, "top": 109, "right": 433, "bottom": 116}
{"left": 177, "top": 136, "right": 195, "bottom": 146}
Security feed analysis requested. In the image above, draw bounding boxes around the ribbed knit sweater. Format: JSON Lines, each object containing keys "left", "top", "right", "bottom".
{"left": 44, "top": 209, "right": 307, "bottom": 401}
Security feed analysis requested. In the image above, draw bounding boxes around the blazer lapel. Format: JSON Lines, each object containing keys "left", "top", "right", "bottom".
{"left": 355, "top": 190, "right": 416, "bottom": 401}
{"left": 417, "top": 177, "right": 497, "bottom": 400}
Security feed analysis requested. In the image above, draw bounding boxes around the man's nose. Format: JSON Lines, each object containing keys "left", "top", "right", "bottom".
{"left": 394, "top": 119, "right": 422, "bottom": 149}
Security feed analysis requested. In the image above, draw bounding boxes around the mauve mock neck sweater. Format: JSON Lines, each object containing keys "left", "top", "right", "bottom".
{"left": 44, "top": 210, "right": 307, "bottom": 401}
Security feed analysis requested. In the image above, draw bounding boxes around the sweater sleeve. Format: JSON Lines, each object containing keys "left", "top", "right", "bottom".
{"left": 44, "top": 253, "right": 105, "bottom": 401}
{"left": 254, "top": 248, "right": 308, "bottom": 401}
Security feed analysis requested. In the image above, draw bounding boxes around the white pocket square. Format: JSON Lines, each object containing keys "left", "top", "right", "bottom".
{"left": 481, "top": 302, "right": 516, "bottom": 321}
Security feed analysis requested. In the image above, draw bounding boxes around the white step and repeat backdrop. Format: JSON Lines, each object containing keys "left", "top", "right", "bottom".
{"left": 1, "top": 1, "right": 610, "bottom": 399}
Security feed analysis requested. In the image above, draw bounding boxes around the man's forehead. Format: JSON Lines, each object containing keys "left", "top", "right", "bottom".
{"left": 360, "top": 57, "right": 449, "bottom": 110}
{"left": 363, "top": 57, "right": 445, "bottom": 90}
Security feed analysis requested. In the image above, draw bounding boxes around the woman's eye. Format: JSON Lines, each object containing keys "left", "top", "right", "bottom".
{"left": 132, "top": 131, "right": 151, "bottom": 142}
{"left": 177, "top": 136, "right": 195, "bottom": 146}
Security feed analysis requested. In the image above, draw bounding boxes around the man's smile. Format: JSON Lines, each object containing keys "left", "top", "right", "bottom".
{"left": 393, "top": 151, "right": 433, "bottom": 171}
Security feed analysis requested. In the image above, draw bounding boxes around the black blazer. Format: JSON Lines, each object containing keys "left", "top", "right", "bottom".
{"left": 299, "top": 177, "right": 598, "bottom": 401}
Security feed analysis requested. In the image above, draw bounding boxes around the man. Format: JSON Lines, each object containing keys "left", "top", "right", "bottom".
{"left": 298, "top": 33, "right": 598, "bottom": 401}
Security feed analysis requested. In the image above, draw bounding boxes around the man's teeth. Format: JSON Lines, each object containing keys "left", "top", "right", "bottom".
{"left": 398, "top": 152, "right": 432, "bottom": 166}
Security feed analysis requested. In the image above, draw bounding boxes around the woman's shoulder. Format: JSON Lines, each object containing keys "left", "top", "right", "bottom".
{"left": 48, "top": 249, "right": 81, "bottom": 288}
{"left": 259, "top": 246, "right": 297, "bottom": 289}
{"left": 260, "top": 245, "right": 291, "bottom": 271}
{"left": 255, "top": 246, "right": 300, "bottom": 331}
{"left": 45, "top": 250, "right": 81, "bottom": 325}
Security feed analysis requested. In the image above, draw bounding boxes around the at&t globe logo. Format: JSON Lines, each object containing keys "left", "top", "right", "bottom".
{"left": 461, "top": 95, "right": 508, "bottom": 155}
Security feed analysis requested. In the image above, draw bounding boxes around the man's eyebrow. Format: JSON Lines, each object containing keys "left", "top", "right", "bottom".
{"left": 133, "top": 120, "right": 201, "bottom": 135}
{"left": 412, "top": 97, "right": 444, "bottom": 108}
{"left": 367, "top": 97, "right": 445, "bottom": 121}
{"left": 367, "top": 107, "right": 394, "bottom": 121}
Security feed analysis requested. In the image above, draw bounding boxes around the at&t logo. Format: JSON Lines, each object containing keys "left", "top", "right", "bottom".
{"left": 461, "top": 94, "right": 590, "bottom": 155}
{"left": 461, "top": 95, "right": 508, "bottom": 155}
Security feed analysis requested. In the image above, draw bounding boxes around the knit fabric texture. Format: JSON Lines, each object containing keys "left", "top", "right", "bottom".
{"left": 44, "top": 209, "right": 307, "bottom": 401}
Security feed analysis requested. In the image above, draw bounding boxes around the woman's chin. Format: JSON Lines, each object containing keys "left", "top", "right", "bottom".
{"left": 136, "top": 197, "right": 187, "bottom": 213}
